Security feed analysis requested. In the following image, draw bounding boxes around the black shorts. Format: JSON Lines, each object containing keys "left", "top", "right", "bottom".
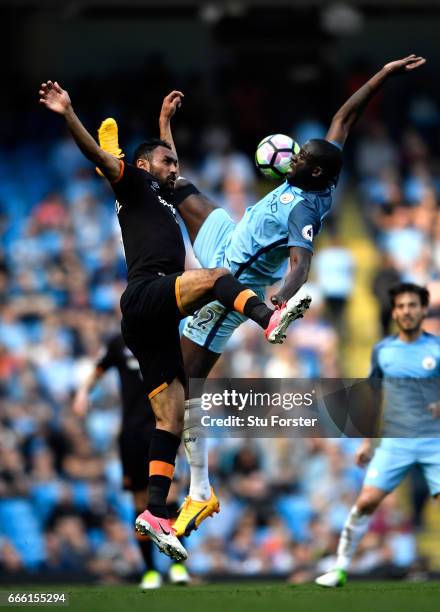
{"left": 118, "top": 425, "right": 154, "bottom": 492}
{"left": 120, "top": 273, "right": 186, "bottom": 398}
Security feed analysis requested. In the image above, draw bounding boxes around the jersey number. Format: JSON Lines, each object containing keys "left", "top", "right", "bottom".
{"left": 187, "top": 307, "right": 216, "bottom": 330}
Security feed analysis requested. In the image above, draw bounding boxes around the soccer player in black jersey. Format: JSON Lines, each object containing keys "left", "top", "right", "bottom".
{"left": 39, "top": 80, "right": 301, "bottom": 561}
{"left": 72, "top": 334, "right": 189, "bottom": 589}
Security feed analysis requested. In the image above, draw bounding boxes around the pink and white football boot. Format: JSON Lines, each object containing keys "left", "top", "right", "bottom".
{"left": 265, "top": 294, "right": 312, "bottom": 344}
{"left": 135, "top": 509, "right": 187, "bottom": 562}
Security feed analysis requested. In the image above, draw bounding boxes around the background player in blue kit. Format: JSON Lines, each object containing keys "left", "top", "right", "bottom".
{"left": 316, "top": 283, "right": 440, "bottom": 588}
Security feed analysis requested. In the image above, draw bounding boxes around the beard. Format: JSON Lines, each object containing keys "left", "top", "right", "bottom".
{"left": 396, "top": 317, "right": 423, "bottom": 333}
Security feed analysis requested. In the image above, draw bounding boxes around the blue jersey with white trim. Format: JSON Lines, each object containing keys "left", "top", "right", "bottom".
{"left": 370, "top": 332, "right": 440, "bottom": 438}
{"left": 223, "top": 181, "right": 335, "bottom": 286}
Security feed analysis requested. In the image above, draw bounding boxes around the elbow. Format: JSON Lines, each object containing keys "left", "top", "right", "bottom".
{"left": 95, "top": 149, "right": 108, "bottom": 166}
{"left": 332, "top": 113, "right": 350, "bottom": 134}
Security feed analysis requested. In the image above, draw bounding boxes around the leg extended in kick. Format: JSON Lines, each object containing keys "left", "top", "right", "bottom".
{"left": 177, "top": 268, "right": 272, "bottom": 328}
{"left": 177, "top": 267, "right": 310, "bottom": 344}
{"left": 173, "top": 178, "right": 218, "bottom": 244}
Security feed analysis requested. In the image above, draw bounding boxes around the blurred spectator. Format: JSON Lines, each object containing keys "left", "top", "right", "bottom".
{"left": 314, "top": 237, "right": 355, "bottom": 336}
{"left": 0, "top": 539, "right": 23, "bottom": 574}
{"left": 372, "top": 253, "right": 401, "bottom": 336}
{"left": 89, "top": 517, "right": 142, "bottom": 582}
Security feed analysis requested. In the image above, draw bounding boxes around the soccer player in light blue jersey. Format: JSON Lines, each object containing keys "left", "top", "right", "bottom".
{"left": 316, "top": 283, "right": 440, "bottom": 587}
{"left": 153, "top": 55, "right": 426, "bottom": 536}
{"left": 159, "top": 55, "right": 427, "bottom": 538}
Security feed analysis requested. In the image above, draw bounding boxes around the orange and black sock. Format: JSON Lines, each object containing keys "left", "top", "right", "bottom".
{"left": 147, "top": 429, "right": 181, "bottom": 519}
{"left": 213, "top": 274, "right": 273, "bottom": 328}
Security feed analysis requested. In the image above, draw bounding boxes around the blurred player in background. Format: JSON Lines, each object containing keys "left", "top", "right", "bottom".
{"left": 157, "top": 55, "right": 426, "bottom": 538}
{"left": 39, "top": 80, "right": 301, "bottom": 562}
{"left": 316, "top": 282, "right": 440, "bottom": 587}
{"left": 72, "top": 334, "right": 190, "bottom": 589}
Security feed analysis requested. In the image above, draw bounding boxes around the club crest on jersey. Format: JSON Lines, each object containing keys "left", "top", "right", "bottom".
{"left": 279, "top": 193, "right": 295, "bottom": 204}
{"left": 422, "top": 356, "right": 436, "bottom": 370}
{"left": 302, "top": 224, "right": 313, "bottom": 241}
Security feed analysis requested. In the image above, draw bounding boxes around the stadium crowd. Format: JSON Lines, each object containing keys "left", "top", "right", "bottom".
{"left": 1, "top": 57, "right": 440, "bottom": 580}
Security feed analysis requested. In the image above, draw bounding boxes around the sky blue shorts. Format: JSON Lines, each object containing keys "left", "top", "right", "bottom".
{"left": 183, "top": 209, "right": 264, "bottom": 354}
{"left": 364, "top": 438, "right": 440, "bottom": 496}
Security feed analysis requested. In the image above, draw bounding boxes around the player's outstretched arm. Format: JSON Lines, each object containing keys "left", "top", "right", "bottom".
{"left": 72, "top": 366, "right": 103, "bottom": 418}
{"left": 159, "top": 90, "right": 184, "bottom": 156}
{"left": 39, "top": 80, "right": 121, "bottom": 182}
{"left": 326, "top": 54, "right": 426, "bottom": 147}
{"left": 270, "top": 247, "right": 312, "bottom": 306}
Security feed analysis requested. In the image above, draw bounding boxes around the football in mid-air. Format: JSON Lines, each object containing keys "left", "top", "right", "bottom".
{"left": 255, "top": 134, "right": 300, "bottom": 180}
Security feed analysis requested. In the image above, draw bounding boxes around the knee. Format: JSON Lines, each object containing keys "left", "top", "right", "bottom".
{"left": 198, "top": 267, "right": 230, "bottom": 293}
{"left": 208, "top": 267, "right": 230, "bottom": 289}
{"left": 211, "top": 267, "right": 230, "bottom": 281}
{"left": 155, "top": 411, "right": 184, "bottom": 437}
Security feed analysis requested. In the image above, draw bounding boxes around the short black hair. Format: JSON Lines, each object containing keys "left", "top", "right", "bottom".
{"left": 389, "top": 282, "right": 430, "bottom": 308}
{"left": 132, "top": 138, "right": 172, "bottom": 164}
{"left": 303, "top": 139, "right": 343, "bottom": 184}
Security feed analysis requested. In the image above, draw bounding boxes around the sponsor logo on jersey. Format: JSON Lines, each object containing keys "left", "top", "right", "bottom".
{"left": 302, "top": 224, "right": 313, "bottom": 241}
{"left": 279, "top": 192, "right": 294, "bottom": 204}
{"left": 115, "top": 200, "right": 122, "bottom": 214}
{"left": 422, "top": 356, "right": 436, "bottom": 370}
{"left": 158, "top": 194, "right": 178, "bottom": 222}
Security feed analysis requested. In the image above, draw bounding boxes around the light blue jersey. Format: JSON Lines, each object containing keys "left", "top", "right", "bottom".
{"left": 184, "top": 176, "right": 336, "bottom": 353}
{"left": 223, "top": 182, "right": 334, "bottom": 287}
{"left": 364, "top": 332, "right": 440, "bottom": 495}
{"left": 370, "top": 332, "right": 440, "bottom": 438}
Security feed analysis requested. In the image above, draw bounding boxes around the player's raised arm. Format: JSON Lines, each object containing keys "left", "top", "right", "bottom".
{"left": 159, "top": 90, "right": 184, "bottom": 156}
{"left": 39, "top": 80, "right": 121, "bottom": 182}
{"left": 326, "top": 54, "right": 426, "bottom": 147}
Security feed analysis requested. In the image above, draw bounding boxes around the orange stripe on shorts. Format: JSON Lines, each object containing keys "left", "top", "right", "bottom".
{"left": 233, "top": 288, "right": 257, "bottom": 314}
{"left": 149, "top": 460, "right": 174, "bottom": 479}
{"left": 148, "top": 382, "right": 168, "bottom": 399}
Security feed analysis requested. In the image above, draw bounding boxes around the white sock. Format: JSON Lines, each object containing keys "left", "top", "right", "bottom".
{"left": 335, "top": 505, "right": 371, "bottom": 571}
{"left": 183, "top": 399, "right": 211, "bottom": 501}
